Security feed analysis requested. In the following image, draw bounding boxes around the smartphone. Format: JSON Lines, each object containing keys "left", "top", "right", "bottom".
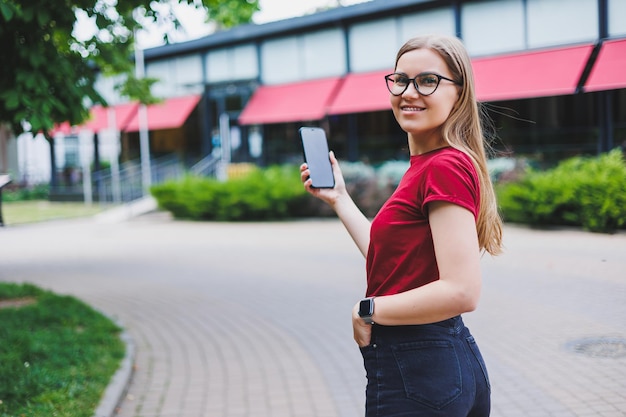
{"left": 299, "top": 126, "right": 335, "bottom": 189}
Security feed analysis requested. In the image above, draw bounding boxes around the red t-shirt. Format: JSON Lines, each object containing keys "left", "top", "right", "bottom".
{"left": 365, "top": 147, "right": 480, "bottom": 297}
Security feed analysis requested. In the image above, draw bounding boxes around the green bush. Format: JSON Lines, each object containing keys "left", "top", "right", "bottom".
{"left": 497, "top": 149, "right": 626, "bottom": 233}
{"left": 1, "top": 184, "right": 49, "bottom": 202}
{"left": 151, "top": 165, "right": 310, "bottom": 221}
{"left": 150, "top": 162, "right": 403, "bottom": 222}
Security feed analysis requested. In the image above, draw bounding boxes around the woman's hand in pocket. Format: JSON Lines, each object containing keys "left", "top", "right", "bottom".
{"left": 352, "top": 303, "right": 373, "bottom": 347}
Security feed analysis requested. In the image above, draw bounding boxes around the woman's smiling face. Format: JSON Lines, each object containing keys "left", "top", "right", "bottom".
{"left": 390, "top": 47, "right": 460, "bottom": 153}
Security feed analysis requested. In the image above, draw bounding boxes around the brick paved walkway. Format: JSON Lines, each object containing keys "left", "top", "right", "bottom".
{"left": 1, "top": 213, "right": 625, "bottom": 416}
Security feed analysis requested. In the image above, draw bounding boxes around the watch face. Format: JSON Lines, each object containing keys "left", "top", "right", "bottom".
{"left": 359, "top": 298, "right": 373, "bottom": 316}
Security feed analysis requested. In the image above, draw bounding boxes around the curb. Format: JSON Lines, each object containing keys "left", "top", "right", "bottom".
{"left": 90, "top": 197, "right": 152, "bottom": 416}
{"left": 92, "top": 330, "right": 136, "bottom": 417}
{"left": 94, "top": 196, "right": 158, "bottom": 224}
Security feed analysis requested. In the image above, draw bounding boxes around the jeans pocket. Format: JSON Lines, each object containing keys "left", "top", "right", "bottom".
{"left": 466, "top": 335, "right": 491, "bottom": 391}
{"left": 391, "top": 340, "right": 462, "bottom": 409}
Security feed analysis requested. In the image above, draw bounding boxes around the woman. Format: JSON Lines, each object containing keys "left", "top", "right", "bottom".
{"left": 300, "top": 34, "right": 503, "bottom": 416}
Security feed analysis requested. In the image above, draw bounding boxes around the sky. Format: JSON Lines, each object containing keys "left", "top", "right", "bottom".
{"left": 256, "top": 0, "right": 370, "bottom": 24}
{"left": 76, "top": 0, "right": 370, "bottom": 49}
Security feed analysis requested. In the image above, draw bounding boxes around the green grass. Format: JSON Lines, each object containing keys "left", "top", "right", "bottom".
{"left": 1, "top": 201, "right": 110, "bottom": 225}
{"left": 0, "top": 283, "right": 125, "bottom": 417}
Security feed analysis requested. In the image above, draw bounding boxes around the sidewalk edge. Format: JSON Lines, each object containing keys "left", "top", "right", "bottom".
{"left": 92, "top": 330, "right": 136, "bottom": 417}
{"left": 94, "top": 196, "right": 157, "bottom": 224}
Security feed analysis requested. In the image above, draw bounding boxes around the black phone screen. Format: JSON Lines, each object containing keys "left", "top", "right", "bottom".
{"left": 299, "top": 127, "right": 335, "bottom": 189}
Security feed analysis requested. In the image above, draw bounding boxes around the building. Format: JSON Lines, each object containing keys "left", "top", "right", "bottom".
{"left": 42, "top": 0, "right": 626, "bottom": 192}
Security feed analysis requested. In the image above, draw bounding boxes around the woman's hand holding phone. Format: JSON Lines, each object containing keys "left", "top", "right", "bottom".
{"left": 300, "top": 150, "right": 347, "bottom": 207}
{"left": 300, "top": 129, "right": 372, "bottom": 258}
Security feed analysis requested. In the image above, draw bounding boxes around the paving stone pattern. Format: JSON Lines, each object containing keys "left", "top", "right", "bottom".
{"left": 0, "top": 214, "right": 624, "bottom": 417}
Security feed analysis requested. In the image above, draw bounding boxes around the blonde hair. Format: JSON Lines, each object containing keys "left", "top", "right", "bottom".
{"left": 395, "top": 35, "right": 503, "bottom": 255}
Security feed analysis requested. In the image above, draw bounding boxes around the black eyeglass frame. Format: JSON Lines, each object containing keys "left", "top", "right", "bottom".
{"left": 384, "top": 72, "right": 462, "bottom": 96}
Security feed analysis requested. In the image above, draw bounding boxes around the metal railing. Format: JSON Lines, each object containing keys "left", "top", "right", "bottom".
{"left": 190, "top": 154, "right": 220, "bottom": 177}
{"left": 50, "top": 154, "right": 186, "bottom": 203}
{"left": 94, "top": 154, "right": 185, "bottom": 203}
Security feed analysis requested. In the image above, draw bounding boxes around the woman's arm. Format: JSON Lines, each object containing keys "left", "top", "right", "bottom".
{"left": 368, "top": 201, "right": 482, "bottom": 325}
{"left": 301, "top": 151, "right": 371, "bottom": 257}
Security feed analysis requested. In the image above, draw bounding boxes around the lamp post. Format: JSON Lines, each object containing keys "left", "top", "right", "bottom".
{"left": 134, "top": 34, "right": 152, "bottom": 194}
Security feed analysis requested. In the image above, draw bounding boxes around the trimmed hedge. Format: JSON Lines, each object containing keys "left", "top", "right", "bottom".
{"left": 496, "top": 149, "right": 626, "bottom": 233}
{"left": 152, "top": 151, "right": 626, "bottom": 234}
{"left": 150, "top": 165, "right": 311, "bottom": 221}
{"left": 150, "top": 162, "right": 404, "bottom": 221}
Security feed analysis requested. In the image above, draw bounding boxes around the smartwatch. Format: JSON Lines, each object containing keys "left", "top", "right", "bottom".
{"left": 358, "top": 297, "right": 376, "bottom": 324}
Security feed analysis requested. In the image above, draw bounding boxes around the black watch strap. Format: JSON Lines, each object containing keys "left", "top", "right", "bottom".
{"left": 358, "top": 297, "right": 376, "bottom": 324}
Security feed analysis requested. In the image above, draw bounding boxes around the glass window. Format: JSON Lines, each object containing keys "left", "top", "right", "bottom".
{"left": 349, "top": 18, "right": 398, "bottom": 72}
{"left": 486, "top": 94, "right": 600, "bottom": 163}
{"left": 261, "top": 37, "right": 300, "bottom": 84}
{"left": 527, "top": 0, "right": 597, "bottom": 48}
{"left": 462, "top": 0, "right": 525, "bottom": 56}
{"left": 146, "top": 60, "right": 175, "bottom": 97}
{"left": 261, "top": 30, "right": 345, "bottom": 84}
{"left": 608, "top": 0, "right": 626, "bottom": 36}
{"left": 232, "top": 45, "right": 258, "bottom": 80}
{"left": 207, "top": 45, "right": 258, "bottom": 83}
{"left": 302, "top": 29, "right": 347, "bottom": 79}
{"left": 63, "top": 136, "right": 80, "bottom": 167}
{"left": 400, "top": 8, "right": 456, "bottom": 43}
{"left": 225, "top": 95, "right": 243, "bottom": 112}
{"left": 207, "top": 48, "right": 230, "bottom": 82}
{"left": 174, "top": 54, "right": 203, "bottom": 86}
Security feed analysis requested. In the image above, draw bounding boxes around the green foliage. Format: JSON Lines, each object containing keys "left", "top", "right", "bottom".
{"left": 1, "top": 184, "right": 49, "bottom": 202}
{"left": 0, "top": 0, "right": 259, "bottom": 135}
{"left": 0, "top": 282, "right": 125, "bottom": 417}
{"left": 151, "top": 165, "right": 309, "bottom": 221}
{"left": 151, "top": 152, "right": 626, "bottom": 232}
{"left": 497, "top": 149, "right": 626, "bottom": 233}
{"left": 0, "top": 1, "right": 97, "bottom": 134}
{"left": 0, "top": 282, "right": 44, "bottom": 300}
{"left": 151, "top": 161, "right": 401, "bottom": 221}
{"left": 151, "top": 161, "right": 408, "bottom": 221}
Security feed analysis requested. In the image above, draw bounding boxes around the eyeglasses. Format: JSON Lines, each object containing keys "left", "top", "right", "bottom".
{"left": 384, "top": 72, "right": 461, "bottom": 96}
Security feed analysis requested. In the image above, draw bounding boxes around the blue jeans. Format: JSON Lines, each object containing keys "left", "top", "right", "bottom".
{"left": 360, "top": 316, "right": 490, "bottom": 417}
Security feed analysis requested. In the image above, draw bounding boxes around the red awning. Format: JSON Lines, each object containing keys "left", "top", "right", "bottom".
{"left": 327, "top": 70, "right": 392, "bottom": 115}
{"left": 50, "top": 102, "right": 139, "bottom": 136}
{"left": 84, "top": 103, "right": 139, "bottom": 132}
{"left": 124, "top": 95, "right": 201, "bottom": 132}
{"left": 472, "top": 44, "right": 594, "bottom": 102}
{"left": 585, "top": 38, "right": 626, "bottom": 92}
{"left": 238, "top": 77, "right": 342, "bottom": 125}
{"left": 50, "top": 121, "right": 72, "bottom": 136}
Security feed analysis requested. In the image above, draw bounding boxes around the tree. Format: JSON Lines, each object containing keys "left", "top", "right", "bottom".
{"left": 0, "top": 0, "right": 259, "bottom": 136}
